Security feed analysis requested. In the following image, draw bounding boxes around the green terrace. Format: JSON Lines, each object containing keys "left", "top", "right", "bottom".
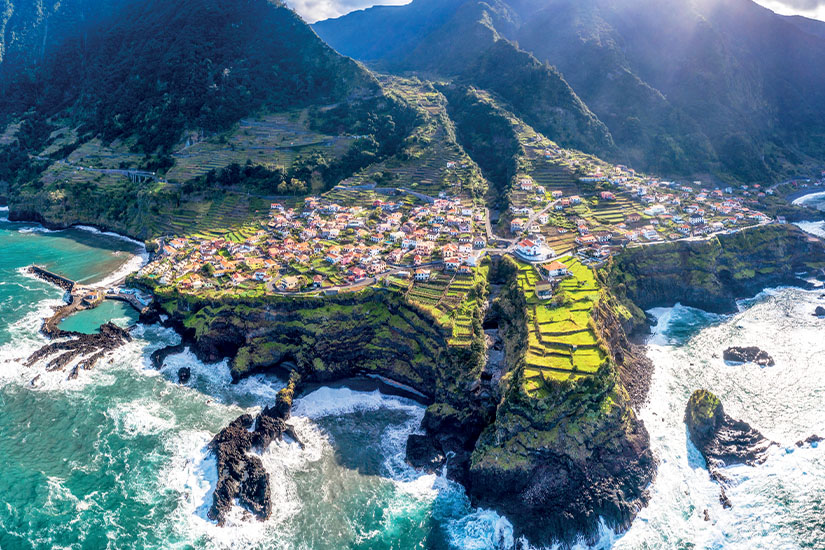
{"left": 166, "top": 111, "right": 353, "bottom": 183}
{"left": 516, "top": 256, "right": 607, "bottom": 398}
{"left": 148, "top": 192, "right": 270, "bottom": 239}
{"left": 340, "top": 78, "right": 487, "bottom": 199}
{"left": 402, "top": 264, "right": 489, "bottom": 347}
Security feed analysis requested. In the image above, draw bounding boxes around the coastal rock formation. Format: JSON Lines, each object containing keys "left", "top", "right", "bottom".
{"left": 143, "top": 225, "right": 824, "bottom": 544}
{"left": 150, "top": 342, "right": 186, "bottom": 369}
{"left": 467, "top": 287, "right": 655, "bottom": 543}
{"left": 208, "top": 373, "right": 303, "bottom": 525}
{"left": 684, "top": 390, "right": 775, "bottom": 493}
{"left": 723, "top": 347, "right": 775, "bottom": 366}
{"left": 796, "top": 434, "right": 823, "bottom": 448}
{"left": 815, "top": 306, "right": 825, "bottom": 317}
{"left": 177, "top": 367, "right": 191, "bottom": 383}
{"left": 25, "top": 322, "right": 132, "bottom": 378}
{"left": 607, "top": 225, "right": 825, "bottom": 325}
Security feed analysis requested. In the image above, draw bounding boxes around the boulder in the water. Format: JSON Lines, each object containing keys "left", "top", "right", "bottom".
{"left": 406, "top": 434, "right": 446, "bottom": 471}
{"left": 685, "top": 389, "right": 775, "bottom": 497}
{"left": 796, "top": 434, "right": 823, "bottom": 447}
{"left": 177, "top": 367, "right": 191, "bottom": 384}
{"left": 722, "top": 346, "right": 774, "bottom": 366}
{"left": 815, "top": 306, "right": 825, "bottom": 318}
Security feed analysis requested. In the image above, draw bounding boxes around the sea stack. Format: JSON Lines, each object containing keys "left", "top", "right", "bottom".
{"left": 684, "top": 389, "right": 775, "bottom": 503}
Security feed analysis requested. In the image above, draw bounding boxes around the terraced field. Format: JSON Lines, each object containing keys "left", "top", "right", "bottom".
{"left": 66, "top": 139, "right": 145, "bottom": 169}
{"left": 404, "top": 265, "right": 487, "bottom": 347}
{"left": 516, "top": 256, "right": 606, "bottom": 397}
{"left": 166, "top": 111, "right": 354, "bottom": 182}
{"left": 148, "top": 192, "right": 269, "bottom": 238}
{"left": 340, "top": 77, "right": 486, "bottom": 199}
{"left": 589, "top": 192, "right": 640, "bottom": 225}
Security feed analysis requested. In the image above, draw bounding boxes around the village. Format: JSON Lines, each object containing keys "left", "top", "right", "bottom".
{"left": 137, "top": 145, "right": 795, "bottom": 302}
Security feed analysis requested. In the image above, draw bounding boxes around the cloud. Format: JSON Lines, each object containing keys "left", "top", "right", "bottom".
{"left": 286, "top": 0, "right": 412, "bottom": 23}
{"left": 754, "top": 0, "right": 825, "bottom": 19}
{"left": 773, "top": 0, "right": 825, "bottom": 9}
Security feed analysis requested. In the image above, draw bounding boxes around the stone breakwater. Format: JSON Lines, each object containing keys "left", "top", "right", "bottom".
{"left": 24, "top": 265, "right": 138, "bottom": 380}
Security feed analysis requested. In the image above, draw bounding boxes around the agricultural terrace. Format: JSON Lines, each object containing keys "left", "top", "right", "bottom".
{"left": 147, "top": 191, "right": 275, "bottom": 240}
{"left": 517, "top": 256, "right": 607, "bottom": 397}
{"left": 399, "top": 263, "right": 489, "bottom": 347}
{"left": 339, "top": 77, "right": 488, "bottom": 200}
{"left": 166, "top": 110, "right": 354, "bottom": 186}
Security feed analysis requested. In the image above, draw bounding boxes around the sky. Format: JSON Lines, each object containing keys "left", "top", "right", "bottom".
{"left": 287, "top": 0, "right": 825, "bottom": 24}
{"left": 286, "top": 0, "right": 411, "bottom": 23}
{"left": 754, "top": 0, "right": 825, "bottom": 20}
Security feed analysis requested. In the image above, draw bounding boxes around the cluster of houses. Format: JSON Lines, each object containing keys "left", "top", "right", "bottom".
{"left": 505, "top": 159, "right": 772, "bottom": 260}
{"left": 138, "top": 193, "right": 489, "bottom": 293}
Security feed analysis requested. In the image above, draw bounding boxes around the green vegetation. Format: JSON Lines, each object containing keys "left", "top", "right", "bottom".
{"left": 2, "top": 0, "right": 376, "bottom": 157}
{"left": 516, "top": 257, "right": 606, "bottom": 396}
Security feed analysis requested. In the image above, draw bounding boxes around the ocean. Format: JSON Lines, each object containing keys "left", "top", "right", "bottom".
{"left": 1, "top": 207, "right": 824, "bottom": 550}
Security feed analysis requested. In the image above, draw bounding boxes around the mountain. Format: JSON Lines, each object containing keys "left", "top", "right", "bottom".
{"left": 784, "top": 14, "right": 825, "bottom": 40}
{"left": 0, "top": 0, "right": 388, "bottom": 238}
{"left": 315, "top": 0, "right": 825, "bottom": 182}
{"left": 314, "top": 0, "right": 615, "bottom": 157}
{"left": 0, "top": 0, "right": 377, "bottom": 155}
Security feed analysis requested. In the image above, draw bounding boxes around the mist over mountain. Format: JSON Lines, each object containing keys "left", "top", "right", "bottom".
{"left": 315, "top": 0, "right": 825, "bottom": 182}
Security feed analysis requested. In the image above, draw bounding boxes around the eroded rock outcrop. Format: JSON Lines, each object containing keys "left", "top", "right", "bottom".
{"left": 25, "top": 322, "right": 132, "bottom": 379}
{"left": 456, "top": 260, "right": 656, "bottom": 545}
{"left": 723, "top": 347, "right": 774, "bottom": 366}
{"left": 684, "top": 389, "right": 775, "bottom": 504}
{"left": 208, "top": 373, "right": 303, "bottom": 525}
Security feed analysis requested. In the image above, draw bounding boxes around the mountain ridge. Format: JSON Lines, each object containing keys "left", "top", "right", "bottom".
{"left": 314, "top": 0, "right": 825, "bottom": 183}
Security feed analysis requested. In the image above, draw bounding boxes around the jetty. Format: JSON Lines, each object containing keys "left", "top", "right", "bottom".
{"left": 29, "top": 265, "right": 152, "bottom": 313}
{"left": 23, "top": 265, "right": 152, "bottom": 381}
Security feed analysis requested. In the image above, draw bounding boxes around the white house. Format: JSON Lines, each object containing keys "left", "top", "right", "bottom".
{"left": 517, "top": 239, "right": 540, "bottom": 257}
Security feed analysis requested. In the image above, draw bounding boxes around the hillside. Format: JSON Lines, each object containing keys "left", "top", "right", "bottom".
{"left": 314, "top": 0, "right": 614, "bottom": 157}
{"left": 315, "top": 0, "right": 825, "bottom": 183}
{"left": 1, "top": 0, "right": 377, "bottom": 155}
{"left": 0, "top": 0, "right": 393, "bottom": 238}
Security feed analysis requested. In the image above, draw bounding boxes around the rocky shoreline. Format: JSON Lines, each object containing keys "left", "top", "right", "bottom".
{"left": 24, "top": 266, "right": 135, "bottom": 380}
{"left": 17, "top": 217, "right": 821, "bottom": 545}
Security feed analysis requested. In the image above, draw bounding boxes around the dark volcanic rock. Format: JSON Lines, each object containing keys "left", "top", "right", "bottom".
{"left": 25, "top": 321, "right": 132, "bottom": 378}
{"left": 151, "top": 342, "right": 186, "bottom": 369}
{"left": 685, "top": 390, "right": 775, "bottom": 497}
{"left": 723, "top": 347, "right": 774, "bottom": 366}
{"left": 177, "top": 367, "right": 191, "bottom": 384}
{"left": 815, "top": 306, "right": 825, "bottom": 317}
{"left": 208, "top": 414, "right": 272, "bottom": 524}
{"left": 796, "top": 434, "right": 823, "bottom": 447}
{"left": 208, "top": 374, "right": 302, "bottom": 525}
{"left": 405, "top": 434, "right": 446, "bottom": 471}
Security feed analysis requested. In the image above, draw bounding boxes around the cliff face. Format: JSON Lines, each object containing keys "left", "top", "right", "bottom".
{"left": 606, "top": 225, "right": 825, "bottom": 321}
{"left": 144, "top": 258, "right": 654, "bottom": 545}
{"left": 466, "top": 269, "right": 655, "bottom": 544}
{"left": 155, "top": 288, "right": 480, "bottom": 398}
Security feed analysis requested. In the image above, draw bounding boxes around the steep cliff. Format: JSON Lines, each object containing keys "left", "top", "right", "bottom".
{"left": 466, "top": 260, "right": 654, "bottom": 544}
{"left": 605, "top": 224, "right": 825, "bottom": 324}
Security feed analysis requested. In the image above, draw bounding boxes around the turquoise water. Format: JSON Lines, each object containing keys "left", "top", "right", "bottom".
{"left": 0, "top": 213, "right": 514, "bottom": 550}
{"left": 59, "top": 301, "right": 139, "bottom": 334}
{"left": 4, "top": 210, "right": 824, "bottom": 550}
